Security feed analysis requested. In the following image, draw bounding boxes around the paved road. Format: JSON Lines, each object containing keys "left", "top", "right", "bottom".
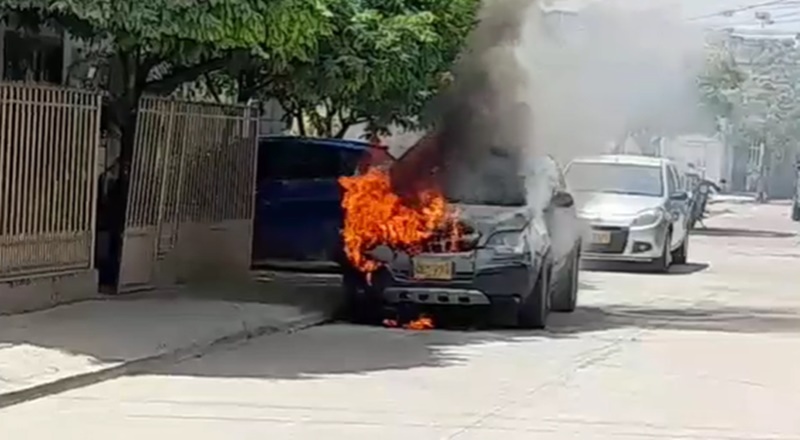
{"left": 2, "top": 202, "right": 800, "bottom": 439}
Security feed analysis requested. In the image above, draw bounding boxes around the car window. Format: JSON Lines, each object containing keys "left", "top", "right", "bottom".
{"left": 666, "top": 166, "right": 678, "bottom": 195}
{"left": 565, "top": 162, "right": 664, "bottom": 197}
{"left": 257, "top": 140, "right": 363, "bottom": 181}
{"left": 340, "top": 148, "right": 365, "bottom": 175}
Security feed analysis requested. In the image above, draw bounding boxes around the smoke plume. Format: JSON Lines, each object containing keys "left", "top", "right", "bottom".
{"left": 433, "top": 0, "right": 709, "bottom": 209}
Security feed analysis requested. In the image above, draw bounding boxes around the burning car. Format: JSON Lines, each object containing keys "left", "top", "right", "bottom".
{"left": 338, "top": 134, "right": 582, "bottom": 329}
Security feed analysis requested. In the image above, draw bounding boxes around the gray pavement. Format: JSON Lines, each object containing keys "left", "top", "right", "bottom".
{"left": 0, "top": 275, "right": 344, "bottom": 407}
{"left": 1, "top": 202, "right": 800, "bottom": 439}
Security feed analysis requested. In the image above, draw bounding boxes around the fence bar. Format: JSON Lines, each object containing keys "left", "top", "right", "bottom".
{"left": 0, "top": 82, "right": 102, "bottom": 279}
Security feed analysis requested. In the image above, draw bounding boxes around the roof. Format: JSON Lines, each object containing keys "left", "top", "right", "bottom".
{"left": 569, "top": 154, "right": 670, "bottom": 167}
{"left": 259, "top": 135, "right": 379, "bottom": 151}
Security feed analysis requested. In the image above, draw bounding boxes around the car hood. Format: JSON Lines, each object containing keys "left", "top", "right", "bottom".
{"left": 453, "top": 203, "right": 532, "bottom": 235}
{"left": 574, "top": 192, "right": 663, "bottom": 218}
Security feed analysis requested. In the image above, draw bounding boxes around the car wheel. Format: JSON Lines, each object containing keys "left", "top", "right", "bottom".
{"left": 650, "top": 230, "right": 672, "bottom": 273}
{"left": 518, "top": 261, "right": 550, "bottom": 329}
{"left": 552, "top": 246, "right": 580, "bottom": 313}
{"left": 671, "top": 234, "right": 688, "bottom": 265}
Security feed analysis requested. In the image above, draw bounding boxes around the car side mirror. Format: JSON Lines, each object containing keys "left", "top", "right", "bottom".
{"left": 552, "top": 191, "right": 575, "bottom": 208}
{"left": 670, "top": 191, "right": 689, "bottom": 201}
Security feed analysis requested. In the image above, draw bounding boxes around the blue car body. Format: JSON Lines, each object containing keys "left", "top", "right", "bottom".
{"left": 252, "top": 136, "right": 389, "bottom": 266}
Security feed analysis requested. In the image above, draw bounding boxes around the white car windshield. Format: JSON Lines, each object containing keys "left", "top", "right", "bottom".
{"left": 565, "top": 162, "right": 664, "bottom": 197}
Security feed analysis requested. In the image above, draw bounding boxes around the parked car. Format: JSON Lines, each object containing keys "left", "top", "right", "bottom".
{"left": 564, "top": 155, "right": 691, "bottom": 272}
{"left": 252, "top": 136, "right": 394, "bottom": 266}
{"left": 343, "top": 155, "right": 582, "bottom": 329}
{"left": 792, "top": 159, "right": 800, "bottom": 221}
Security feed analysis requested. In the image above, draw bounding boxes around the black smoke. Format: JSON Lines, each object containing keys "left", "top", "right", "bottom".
{"left": 432, "top": 0, "right": 539, "bottom": 207}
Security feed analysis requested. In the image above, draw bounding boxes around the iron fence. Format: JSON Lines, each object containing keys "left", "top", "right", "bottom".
{"left": 0, "top": 83, "right": 101, "bottom": 280}
{"left": 117, "top": 97, "right": 258, "bottom": 291}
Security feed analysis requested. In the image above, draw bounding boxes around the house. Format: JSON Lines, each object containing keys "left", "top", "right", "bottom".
{"left": 0, "top": 19, "right": 77, "bottom": 85}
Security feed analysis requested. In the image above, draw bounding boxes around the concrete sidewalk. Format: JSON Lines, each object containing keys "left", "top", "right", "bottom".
{"left": 0, "top": 273, "right": 344, "bottom": 408}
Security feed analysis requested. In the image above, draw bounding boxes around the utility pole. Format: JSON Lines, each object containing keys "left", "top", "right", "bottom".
{"left": 757, "top": 140, "right": 768, "bottom": 202}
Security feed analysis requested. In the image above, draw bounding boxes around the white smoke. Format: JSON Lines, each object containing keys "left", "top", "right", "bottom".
{"left": 432, "top": 0, "right": 711, "bottom": 260}
{"left": 524, "top": 0, "right": 709, "bottom": 165}
{"left": 437, "top": 0, "right": 710, "bottom": 212}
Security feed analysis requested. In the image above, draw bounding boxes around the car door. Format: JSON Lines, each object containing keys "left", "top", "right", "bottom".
{"left": 542, "top": 158, "right": 578, "bottom": 274}
{"left": 664, "top": 165, "right": 689, "bottom": 249}
{"left": 253, "top": 139, "right": 363, "bottom": 263}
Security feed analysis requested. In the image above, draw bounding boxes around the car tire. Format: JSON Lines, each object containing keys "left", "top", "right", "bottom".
{"left": 518, "top": 261, "right": 550, "bottom": 329}
{"left": 341, "top": 270, "right": 382, "bottom": 325}
{"left": 672, "top": 235, "right": 688, "bottom": 265}
{"left": 551, "top": 246, "right": 580, "bottom": 313}
{"left": 650, "top": 230, "right": 672, "bottom": 273}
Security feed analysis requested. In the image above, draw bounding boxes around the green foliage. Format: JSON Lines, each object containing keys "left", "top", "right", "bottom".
{"left": 251, "top": 0, "right": 480, "bottom": 137}
{"left": 0, "top": 0, "right": 336, "bottom": 94}
{"left": 698, "top": 41, "right": 746, "bottom": 129}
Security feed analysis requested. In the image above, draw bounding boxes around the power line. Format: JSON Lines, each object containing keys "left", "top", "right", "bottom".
{"left": 688, "top": 0, "right": 793, "bottom": 21}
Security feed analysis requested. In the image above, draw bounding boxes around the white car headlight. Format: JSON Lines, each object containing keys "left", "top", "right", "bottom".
{"left": 486, "top": 230, "right": 526, "bottom": 254}
{"left": 630, "top": 208, "right": 664, "bottom": 228}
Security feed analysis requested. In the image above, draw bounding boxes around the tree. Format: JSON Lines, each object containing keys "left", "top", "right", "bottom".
{"left": 0, "top": 0, "right": 336, "bottom": 283}
{"left": 246, "top": 0, "right": 479, "bottom": 138}
{"left": 697, "top": 37, "right": 747, "bottom": 133}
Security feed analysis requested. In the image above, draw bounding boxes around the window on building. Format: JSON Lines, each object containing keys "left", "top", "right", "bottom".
{"left": 3, "top": 30, "right": 63, "bottom": 84}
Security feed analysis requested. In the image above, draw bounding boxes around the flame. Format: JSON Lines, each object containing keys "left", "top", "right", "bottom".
{"left": 339, "top": 168, "right": 463, "bottom": 277}
{"left": 382, "top": 314, "right": 435, "bottom": 331}
{"left": 404, "top": 315, "right": 435, "bottom": 330}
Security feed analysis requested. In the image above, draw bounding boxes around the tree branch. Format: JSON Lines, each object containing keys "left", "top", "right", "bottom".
{"left": 144, "top": 57, "right": 231, "bottom": 95}
{"left": 238, "top": 76, "right": 274, "bottom": 102}
{"left": 204, "top": 73, "right": 223, "bottom": 103}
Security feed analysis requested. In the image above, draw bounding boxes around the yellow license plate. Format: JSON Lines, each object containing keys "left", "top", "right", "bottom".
{"left": 412, "top": 259, "right": 453, "bottom": 280}
{"left": 591, "top": 231, "right": 611, "bottom": 245}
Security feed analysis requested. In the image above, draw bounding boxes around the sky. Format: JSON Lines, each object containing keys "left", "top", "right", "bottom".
{"left": 545, "top": 0, "right": 800, "bottom": 38}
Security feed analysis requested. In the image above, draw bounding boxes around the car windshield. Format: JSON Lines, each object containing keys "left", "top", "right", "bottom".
{"left": 565, "top": 162, "right": 664, "bottom": 197}
{"left": 444, "top": 173, "right": 527, "bottom": 207}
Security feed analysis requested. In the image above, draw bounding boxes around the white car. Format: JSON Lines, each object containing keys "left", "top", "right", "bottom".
{"left": 564, "top": 155, "right": 691, "bottom": 272}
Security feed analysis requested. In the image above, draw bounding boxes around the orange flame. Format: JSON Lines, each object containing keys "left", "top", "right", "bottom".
{"left": 339, "top": 168, "right": 462, "bottom": 277}
{"left": 404, "top": 315, "right": 435, "bottom": 330}
{"left": 382, "top": 315, "right": 435, "bottom": 331}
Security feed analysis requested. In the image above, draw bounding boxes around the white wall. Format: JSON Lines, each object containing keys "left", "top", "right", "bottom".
{"left": 662, "top": 134, "right": 725, "bottom": 183}
{"left": 259, "top": 99, "right": 287, "bottom": 136}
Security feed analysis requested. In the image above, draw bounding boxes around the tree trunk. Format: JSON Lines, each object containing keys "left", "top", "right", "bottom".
{"left": 104, "top": 53, "right": 142, "bottom": 290}
{"left": 296, "top": 110, "right": 306, "bottom": 136}
{"left": 334, "top": 121, "right": 352, "bottom": 139}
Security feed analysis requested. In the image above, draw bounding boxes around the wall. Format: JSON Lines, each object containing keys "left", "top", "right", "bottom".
{"left": 662, "top": 135, "right": 726, "bottom": 184}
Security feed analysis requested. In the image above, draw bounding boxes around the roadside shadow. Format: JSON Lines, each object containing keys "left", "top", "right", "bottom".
{"left": 548, "top": 304, "right": 800, "bottom": 335}
{"left": 145, "top": 289, "right": 800, "bottom": 382}
{"left": 0, "top": 277, "right": 346, "bottom": 374}
{"left": 582, "top": 261, "right": 709, "bottom": 275}
{"left": 144, "top": 322, "right": 543, "bottom": 380}
{"left": 690, "top": 227, "right": 795, "bottom": 239}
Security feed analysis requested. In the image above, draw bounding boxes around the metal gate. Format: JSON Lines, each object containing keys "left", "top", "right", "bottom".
{"left": 117, "top": 97, "right": 258, "bottom": 293}
{"left": 0, "top": 83, "right": 101, "bottom": 280}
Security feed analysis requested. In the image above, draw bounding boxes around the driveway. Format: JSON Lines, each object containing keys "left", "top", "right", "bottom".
{"left": 1, "top": 202, "right": 799, "bottom": 439}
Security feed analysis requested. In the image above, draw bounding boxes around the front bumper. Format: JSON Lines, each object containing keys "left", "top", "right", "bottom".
{"left": 361, "top": 255, "right": 539, "bottom": 307}
{"left": 582, "top": 220, "right": 669, "bottom": 263}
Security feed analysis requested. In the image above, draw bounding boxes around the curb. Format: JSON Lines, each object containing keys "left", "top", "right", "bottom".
{"left": 0, "top": 311, "right": 330, "bottom": 410}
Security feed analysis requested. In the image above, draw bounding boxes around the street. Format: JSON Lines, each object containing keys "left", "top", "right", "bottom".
{"left": 1, "top": 202, "right": 800, "bottom": 439}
